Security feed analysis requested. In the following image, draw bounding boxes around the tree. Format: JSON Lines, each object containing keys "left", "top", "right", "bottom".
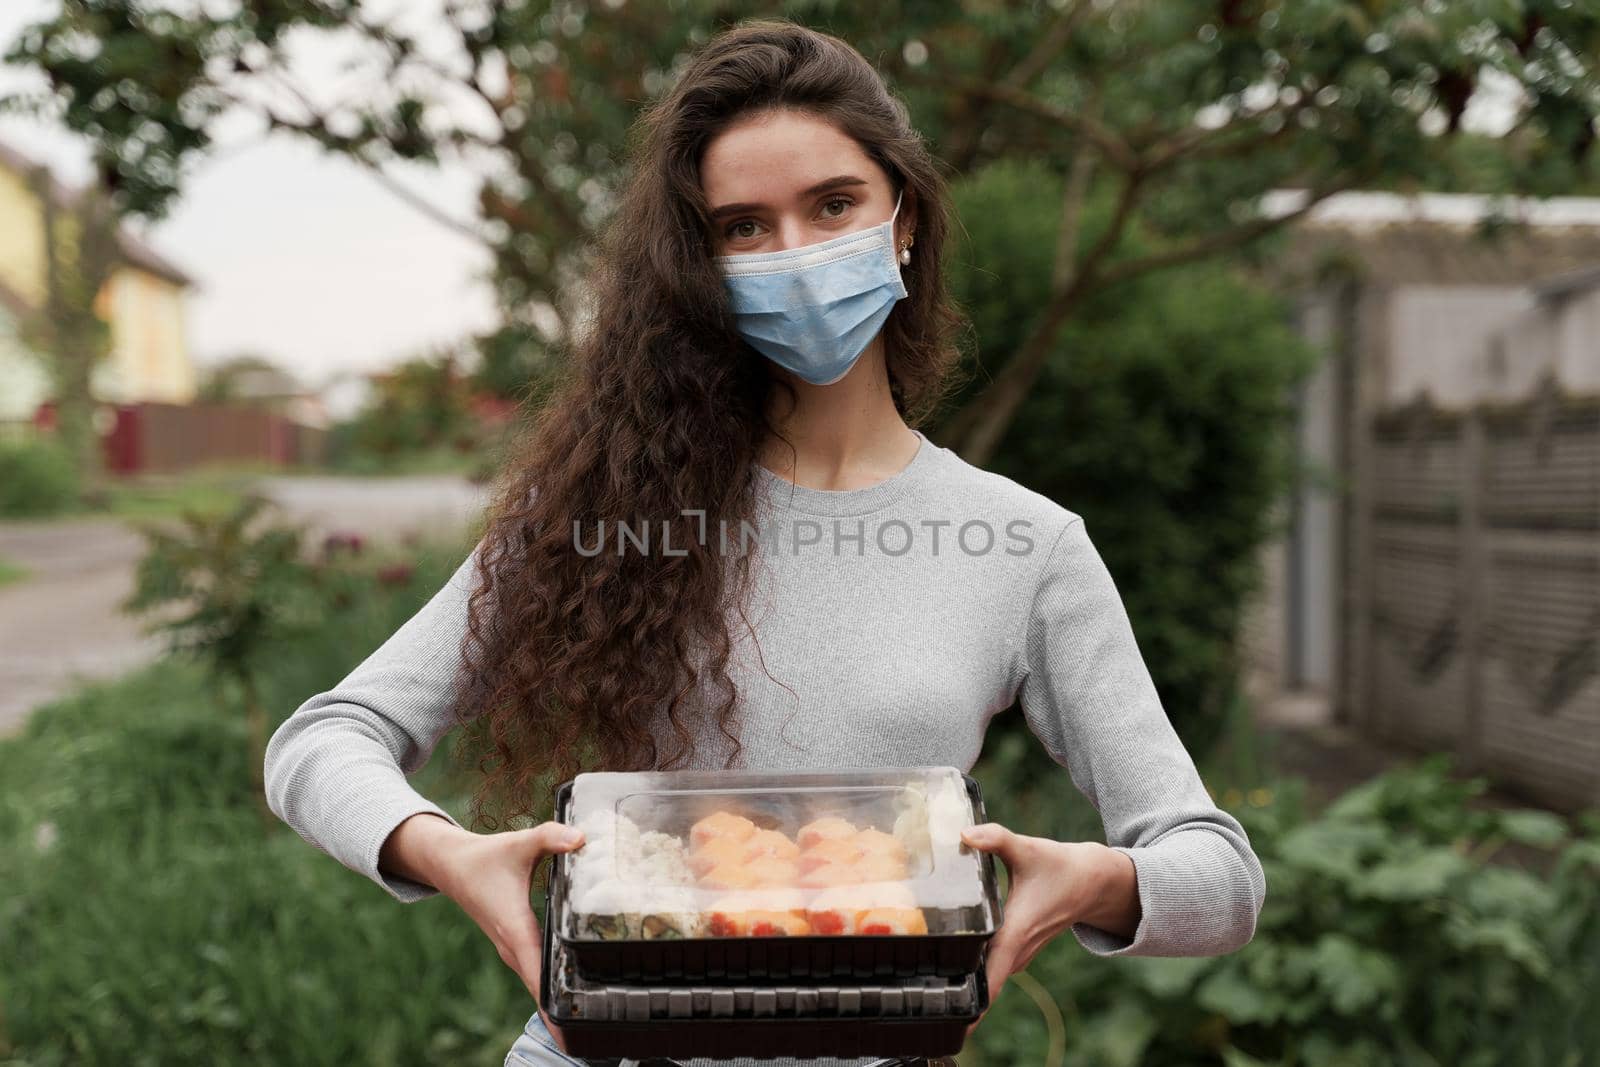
{"left": 9, "top": 1, "right": 1597, "bottom": 462}
{"left": 13, "top": 163, "right": 122, "bottom": 482}
{"left": 196, "top": 351, "right": 302, "bottom": 407}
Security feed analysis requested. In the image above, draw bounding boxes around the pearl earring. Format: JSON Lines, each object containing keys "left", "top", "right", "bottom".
{"left": 899, "top": 244, "right": 912, "bottom": 265}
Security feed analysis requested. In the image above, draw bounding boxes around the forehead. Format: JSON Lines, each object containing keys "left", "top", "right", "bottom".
{"left": 700, "top": 109, "right": 880, "bottom": 205}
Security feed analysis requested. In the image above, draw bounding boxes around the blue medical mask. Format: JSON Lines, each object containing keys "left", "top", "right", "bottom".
{"left": 716, "top": 190, "right": 908, "bottom": 386}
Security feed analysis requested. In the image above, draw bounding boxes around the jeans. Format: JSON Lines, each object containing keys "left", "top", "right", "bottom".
{"left": 502, "top": 1011, "right": 953, "bottom": 1067}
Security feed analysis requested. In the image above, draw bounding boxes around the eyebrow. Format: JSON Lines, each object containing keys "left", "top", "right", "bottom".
{"left": 707, "top": 175, "right": 871, "bottom": 221}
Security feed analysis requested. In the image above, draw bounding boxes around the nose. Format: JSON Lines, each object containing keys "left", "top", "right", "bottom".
{"left": 773, "top": 214, "right": 812, "bottom": 252}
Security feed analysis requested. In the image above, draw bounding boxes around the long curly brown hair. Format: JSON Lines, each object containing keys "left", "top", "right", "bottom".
{"left": 452, "top": 18, "right": 966, "bottom": 829}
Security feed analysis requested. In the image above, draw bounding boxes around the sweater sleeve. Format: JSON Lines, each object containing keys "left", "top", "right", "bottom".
{"left": 1016, "top": 517, "right": 1266, "bottom": 957}
{"left": 263, "top": 537, "right": 489, "bottom": 903}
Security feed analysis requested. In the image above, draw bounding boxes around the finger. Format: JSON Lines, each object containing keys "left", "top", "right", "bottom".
{"left": 983, "top": 934, "right": 1021, "bottom": 1009}
{"left": 520, "top": 821, "right": 584, "bottom": 861}
{"left": 524, "top": 950, "right": 544, "bottom": 1004}
{"left": 961, "top": 822, "right": 1027, "bottom": 865}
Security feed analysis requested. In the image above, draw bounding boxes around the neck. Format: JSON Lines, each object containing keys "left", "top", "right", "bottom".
{"left": 758, "top": 340, "right": 920, "bottom": 491}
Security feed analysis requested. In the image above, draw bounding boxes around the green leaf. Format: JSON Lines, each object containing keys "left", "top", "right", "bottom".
{"left": 1442, "top": 915, "right": 1551, "bottom": 979}
{"left": 1460, "top": 866, "right": 1557, "bottom": 919}
{"left": 1124, "top": 954, "right": 1212, "bottom": 998}
{"left": 1309, "top": 933, "right": 1402, "bottom": 1014}
{"left": 1491, "top": 810, "right": 1569, "bottom": 849}
{"left": 1196, "top": 964, "right": 1287, "bottom": 1025}
{"left": 1221, "top": 1046, "right": 1274, "bottom": 1067}
{"left": 1081, "top": 997, "right": 1160, "bottom": 1067}
{"left": 1360, "top": 847, "right": 1470, "bottom": 900}
{"left": 1276, "top": 821, "right": 1388, "bottom": 883}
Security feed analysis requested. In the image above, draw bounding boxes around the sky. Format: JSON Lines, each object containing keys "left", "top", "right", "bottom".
{"left": 0, "top": 0, "right": 501, "bottom": 393}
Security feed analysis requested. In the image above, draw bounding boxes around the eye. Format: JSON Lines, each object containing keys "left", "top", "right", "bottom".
{"left": 725, "top": 218, "right": 762, "bottom": 241}
{"left": 820, "top": 196, "right": 853, "bottom": 218}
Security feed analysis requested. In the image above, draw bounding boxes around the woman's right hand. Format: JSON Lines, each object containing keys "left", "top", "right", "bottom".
{"left": 378, "top": 813, "right": 585, "bottom": 1013}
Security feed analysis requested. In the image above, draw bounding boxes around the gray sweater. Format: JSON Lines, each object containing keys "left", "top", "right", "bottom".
{"left": 264, "top": 429, "right": 1266, "bottom": 1064}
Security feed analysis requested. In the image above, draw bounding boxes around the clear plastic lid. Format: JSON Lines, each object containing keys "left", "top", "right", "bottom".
{"left": 558, "top": 767, "right": 995, "bottom": 942}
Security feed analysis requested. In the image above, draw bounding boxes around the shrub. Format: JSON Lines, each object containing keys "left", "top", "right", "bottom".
{"left": 0, "top": 437, "right": 81, "bottom": 517}
{"left": 943, "top": 159, "right": 1318, "bottom": 762}
{"left": 0, "top": 540, "right": 526, "bottom": 1067}
{"left": 2, "top": 541, "right": 1596, "bottom": 1066}
{"left": 964, "top": 751, "right": 1600, "bottom": 1067}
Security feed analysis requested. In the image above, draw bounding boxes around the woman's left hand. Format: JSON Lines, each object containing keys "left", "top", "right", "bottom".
{"left": 958, "top": 822, "right": 1140, "bottom": 1025}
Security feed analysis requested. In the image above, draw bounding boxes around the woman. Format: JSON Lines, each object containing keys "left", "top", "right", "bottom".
{"left": 264, "top": 18, "right": 1266, "bottom": 1067}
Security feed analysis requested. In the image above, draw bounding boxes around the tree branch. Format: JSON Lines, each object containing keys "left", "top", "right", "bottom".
{"left": 1094, "top": 168, "right": 1369, "bottom": 288}
{"left": 939, "top": 165, "right": 1145, "bottom": 462}
{"left": 1001, "top": 0, "right": 1093, "bottom": 91}
{"left": 957, "top": 79, "right": 1141, "bottom": 172}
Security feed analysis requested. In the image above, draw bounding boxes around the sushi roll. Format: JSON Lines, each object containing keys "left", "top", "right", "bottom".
{"left": 636, "top": 886, "right": 710, "bottom": 940}
{"left": 855, "top": 906, "right": 929, "bottom": 936}
{"left": 747, "top": 909, "right": 812, "bottom": 937}
{"left": 699, "top": 862, "right": 761, "bottom": 891}
{"left": 706, "top": 896, "right": 750, "bottom": 938}
{"left": 688, "top": 835, "right": 747, "bottom": 877}
{"left": 797, "top": 836, "right": 863, "bottom": 874}
{"left": 851, "top": 827, "right": 910, "bottom": 866}
{"left": 851, "top": 851, "right": 910, "bottom": 883}
{"left": 706, "top": 890, "right": 809, "bottom": 937}
{"left": 572, "top": 878, "right": 647, "bottom": 939}
{"left": 798, "top": 861, "right": 865, "bottom": 889}
{"left": 572, "top": 878, "right": 707, "bottom": 941}
{"left": 743, "top": 856, "right": 800, "bottom": 887}
{"left": 742, "top": 828, "right": 800, "bottom": 862}
{"left": 690, "top": 810, "right": 758, "bottom": 850}
{"left": 806, "top": 883, "right": 922, "bottom": 936}
{"left": 797, "top": 815, "right": 857, "bottom": 850}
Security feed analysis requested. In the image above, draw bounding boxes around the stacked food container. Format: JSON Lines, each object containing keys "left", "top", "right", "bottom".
{"left": 540, "top": 766, "right": 1003, "bottom": 1060}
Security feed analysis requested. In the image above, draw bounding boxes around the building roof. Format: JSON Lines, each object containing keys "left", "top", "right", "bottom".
{"left": 0, "top": 139, "right": 194, "bottom": 288}
{"left": 1262, "top": 189, "right": 1600, "bottom": 288}
{"left": 1263, "top": 189, "right": 1600, "bottom": 229}
{"left": 1530, "top": 262, "right": 1600, "bottom": 302}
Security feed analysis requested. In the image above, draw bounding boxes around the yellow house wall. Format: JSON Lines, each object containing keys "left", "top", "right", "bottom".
{"left": 92, "top": 269, "right": 195, "bottom": 404}
{"left": 0, "top": 159, "right": 195, "bottom": 409}
{"left": 0, "top": 164, "right": 47, "bottom": 307}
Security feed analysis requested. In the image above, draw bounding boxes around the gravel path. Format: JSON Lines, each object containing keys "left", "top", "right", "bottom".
{"left": 0, "top": 475, "right": 489, "bottom": 736}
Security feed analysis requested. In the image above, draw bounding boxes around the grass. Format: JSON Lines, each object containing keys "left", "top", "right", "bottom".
{"left": 0, "top": 556, "right": 27, "bottom": 588}
{"left": 96, "top": 471, "right": 257, "bottom": 522}
{"left": 326, "top": 443, "right": 498, "bottom": 481}
{"left": 0, "top": 468, "right": 261, "bottom": 526}
{"left": 0, "top": 538, "right": 532, "bottom": 1067}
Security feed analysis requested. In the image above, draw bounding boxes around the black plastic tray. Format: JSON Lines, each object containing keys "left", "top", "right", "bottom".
{"left": 539, "top": 916, "right": 988, "bottom": 1059}
{"left": 545, "top": 773, "right": 1002, "bottom": 983}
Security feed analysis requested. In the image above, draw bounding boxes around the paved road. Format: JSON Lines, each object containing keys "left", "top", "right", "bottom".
{"left": 0, "top": 475, "right": 489, "bottom": 736}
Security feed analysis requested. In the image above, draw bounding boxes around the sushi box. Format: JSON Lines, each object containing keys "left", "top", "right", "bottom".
{"left": 538, "top": 767, "right": 999, "bottom": 1059}
{"left": 543, "top": 767, "right": 1002, "bottom": 982}
{"left": 539, "top": 918, "right": 989, "bottom": 1059}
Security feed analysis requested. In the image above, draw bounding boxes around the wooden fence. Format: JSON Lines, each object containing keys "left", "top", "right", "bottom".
{"left": 1350, "top": 381, "right": 1599, "bottom": 810}
{"left": 102, "top": 401, "right": 327, "bottom": 474}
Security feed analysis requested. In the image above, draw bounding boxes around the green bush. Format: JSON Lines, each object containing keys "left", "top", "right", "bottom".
{"left": 0, "top": 540, "right": 530, "bottom": 1067}
{"left": 326, "top": 351, "right": 498, "bottom": 477}
{"left": 944, "top": 159, "right": 1318, "bottom": 761}
{"left": 965, "top": 745, "right": 1600, "bottom": 1067}
{"left": 0, "top": 437, "right": 81, "bottom": 517}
